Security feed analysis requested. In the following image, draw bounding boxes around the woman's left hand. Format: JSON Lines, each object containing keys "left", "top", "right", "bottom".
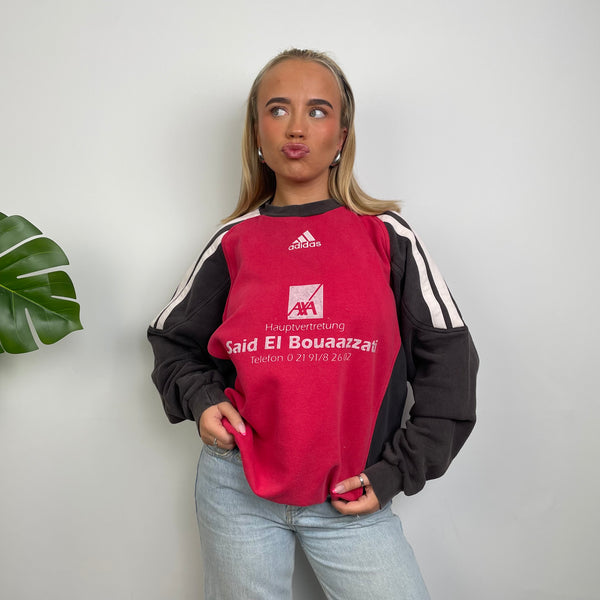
{"left": 330, "top": 473, "right": 381, "bottom": 515}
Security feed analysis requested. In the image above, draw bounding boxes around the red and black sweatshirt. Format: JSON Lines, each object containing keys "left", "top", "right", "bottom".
{"left": 148, "top": 199, "right": 478, "bottom": 507}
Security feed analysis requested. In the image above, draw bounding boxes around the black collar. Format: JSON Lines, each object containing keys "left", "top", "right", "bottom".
{"left": 260, "top": 198, "right": 342, "bottom": 217}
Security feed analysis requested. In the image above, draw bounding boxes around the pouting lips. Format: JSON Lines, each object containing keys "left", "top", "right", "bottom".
{"left": 282, "top": 143, "right": 310, "bottom": 159}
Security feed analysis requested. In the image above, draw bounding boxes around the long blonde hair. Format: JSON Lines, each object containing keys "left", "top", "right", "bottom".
{"left": 226, "top": 48, "right": 399, "bottom": 221}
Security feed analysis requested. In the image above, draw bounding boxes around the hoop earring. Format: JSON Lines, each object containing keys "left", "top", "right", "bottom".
{"left": 257, "top": 147, "right": 265, "bottom": 163}
{"left": 330, "top": 150, "right": 341, "bottom": 167}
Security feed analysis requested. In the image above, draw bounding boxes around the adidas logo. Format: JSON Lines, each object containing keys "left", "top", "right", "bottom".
{"left": 288, "top": 230, "right": 322, "bottom": 251}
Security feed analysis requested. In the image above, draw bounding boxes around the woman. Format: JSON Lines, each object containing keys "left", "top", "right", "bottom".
{"left": 148, "top": 48, "right": 478, "bottom": 599}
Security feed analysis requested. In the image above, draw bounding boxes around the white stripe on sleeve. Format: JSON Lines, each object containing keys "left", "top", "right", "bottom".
{"left": 152, "top": 209, "right": 260, "bottom": 330}
{"left": 379, "top": 213, "right": 464, "bottom": 329}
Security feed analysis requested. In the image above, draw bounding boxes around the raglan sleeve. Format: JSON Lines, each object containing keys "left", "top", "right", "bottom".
{"left": 364, "top": 213, "right": 478, "bottom": 506}
{"left": 147, "top": 238, "right": 232, "bottom": 427}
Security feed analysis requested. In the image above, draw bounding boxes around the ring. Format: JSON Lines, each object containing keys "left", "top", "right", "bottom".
{"left": 213, "top": 437, "right": 218, "bottom": 446}
{"left": 358, "top": 474, "right": 366, "bottom": 488}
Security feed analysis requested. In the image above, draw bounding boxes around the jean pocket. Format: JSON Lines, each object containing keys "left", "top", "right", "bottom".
{"left": 202, "top": 443, "right": 241, "bottom": 463}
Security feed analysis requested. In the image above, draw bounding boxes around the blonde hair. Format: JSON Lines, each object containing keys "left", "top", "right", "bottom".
{"left": 226, "top": 48, "right": 399, "bottom": 221}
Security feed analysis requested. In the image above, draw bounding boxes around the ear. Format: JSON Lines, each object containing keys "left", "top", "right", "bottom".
{"left": 255, "top": 125, "right": 261, "bottom": 148}
{"left": 338, "top": 127, "right": 348, "bottom": 149}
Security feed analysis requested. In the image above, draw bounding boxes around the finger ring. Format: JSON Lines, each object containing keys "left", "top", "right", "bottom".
{"left": 213, "top": 437, "right": 218, "bottom": 446}
{"left": 358, "top": 474, "right": 366, "bottom": 488}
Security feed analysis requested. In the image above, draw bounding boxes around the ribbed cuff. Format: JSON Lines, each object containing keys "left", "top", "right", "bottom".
{"left": 189, "top": 383, "right": 229, "bottom": 431}
{"left": 364, "top": 460, "right": 404, "bottom": 508}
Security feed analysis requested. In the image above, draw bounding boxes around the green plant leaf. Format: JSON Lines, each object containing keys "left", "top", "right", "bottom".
{"left": 0, "top": 212, "right": 83, "bottom": 353}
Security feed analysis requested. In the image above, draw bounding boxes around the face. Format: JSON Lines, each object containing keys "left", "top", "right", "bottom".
{"left": 255, "top": 59, "right": 347, "bottom": 202}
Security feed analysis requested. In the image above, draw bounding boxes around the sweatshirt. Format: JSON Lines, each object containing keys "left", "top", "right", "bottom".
{"left": 148, "top": 198, "right": 478, "bottom": 507}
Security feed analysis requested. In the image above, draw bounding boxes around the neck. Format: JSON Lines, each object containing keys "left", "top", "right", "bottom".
{"left": 271, "top": 179, "right": 330, "bottom": 207}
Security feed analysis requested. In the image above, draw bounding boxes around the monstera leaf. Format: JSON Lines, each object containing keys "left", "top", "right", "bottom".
{"left": 0, "top": 212, "right": 83, "bottom": 353}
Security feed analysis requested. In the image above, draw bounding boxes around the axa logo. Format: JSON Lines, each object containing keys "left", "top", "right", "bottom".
{"left": 288, "top": 284, "right": 324, "bottom": 320}
{"left": 289, "top": 230, "right": 321, "bottom": 251}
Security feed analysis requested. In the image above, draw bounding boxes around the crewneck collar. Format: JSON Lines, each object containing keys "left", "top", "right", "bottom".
{"left": 260, "top": 198, "right": 342, "bottom": 217}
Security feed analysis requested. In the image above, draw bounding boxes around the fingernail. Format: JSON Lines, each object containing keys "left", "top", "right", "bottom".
{"left": 237, "top": 422, "right": 247, "bottom": 436}
{"left": 333, "top": 483, "right": 345, "bottom": 494}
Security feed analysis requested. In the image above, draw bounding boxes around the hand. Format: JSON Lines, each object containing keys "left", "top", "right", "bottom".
{"left": 199, "top": 401, "right": 246, "bottom": 450}
{"left": 330, "top": 473, "right": 381, "bottom": 515}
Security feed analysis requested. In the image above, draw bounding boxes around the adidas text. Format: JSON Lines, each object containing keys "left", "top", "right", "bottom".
{"left": 289, "top": 240, "right": 322, "bottom": 250}
{"left": 289, "top": 230, "right": 321, "bottom": 251}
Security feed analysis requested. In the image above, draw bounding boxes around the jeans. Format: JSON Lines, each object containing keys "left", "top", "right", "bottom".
{"left": 195, "top": 444, "right": 430, "bottom": 600}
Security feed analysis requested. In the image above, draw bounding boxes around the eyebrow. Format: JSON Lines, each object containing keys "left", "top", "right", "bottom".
{"left": 265, "top": 97, "right": 334, "bottom": 110}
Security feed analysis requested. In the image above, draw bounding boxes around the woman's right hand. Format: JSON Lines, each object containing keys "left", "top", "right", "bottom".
{"left": 199, "top": 401, "right": 246, "bottom": 449}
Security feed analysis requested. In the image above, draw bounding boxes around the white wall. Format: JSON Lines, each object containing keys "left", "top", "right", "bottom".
{"left": 1, "top": 1, "right": 598, "bottom": 598}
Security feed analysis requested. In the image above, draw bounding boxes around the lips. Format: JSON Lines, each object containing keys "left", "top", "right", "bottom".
{"left": 281, "top": 143, "right": 310, "bottom": 159}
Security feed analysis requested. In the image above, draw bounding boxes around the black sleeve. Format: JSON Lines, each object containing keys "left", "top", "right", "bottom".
{"left": 147, "top": 241, "right": 234, "bottom": 427}
{"left": 365, "top": 214, "right": 478, "bottom": 506}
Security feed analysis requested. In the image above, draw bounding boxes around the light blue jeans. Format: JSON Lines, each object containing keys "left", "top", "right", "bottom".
{"left": 195, "top": 444, "right": 430, "bottom": 600}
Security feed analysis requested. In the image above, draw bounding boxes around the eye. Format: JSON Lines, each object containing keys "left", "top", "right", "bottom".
{"left": 309, "top": 108, "right": 327, "bottom": 119}
{"left": 270, "top": 106, "right": 287, "bottom": 117}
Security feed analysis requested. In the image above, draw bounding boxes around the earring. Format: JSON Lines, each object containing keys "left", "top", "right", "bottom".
{"left": 330, "top": 150, "right": 342, "bottom": 167}
{"left": 257, "top": 147, "right": 265, "bottom": 163}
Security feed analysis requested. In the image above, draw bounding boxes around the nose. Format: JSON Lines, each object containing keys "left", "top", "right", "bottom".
{"left": 286, "top": 113, "right": 305, "bottom": 138}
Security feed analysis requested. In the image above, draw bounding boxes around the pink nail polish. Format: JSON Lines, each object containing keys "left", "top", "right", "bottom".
{"left": 238, "top": 422, "right": 247, "bottom": 436}
{"left": 333, "top": 484, "right": 344, "bottom": 494}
